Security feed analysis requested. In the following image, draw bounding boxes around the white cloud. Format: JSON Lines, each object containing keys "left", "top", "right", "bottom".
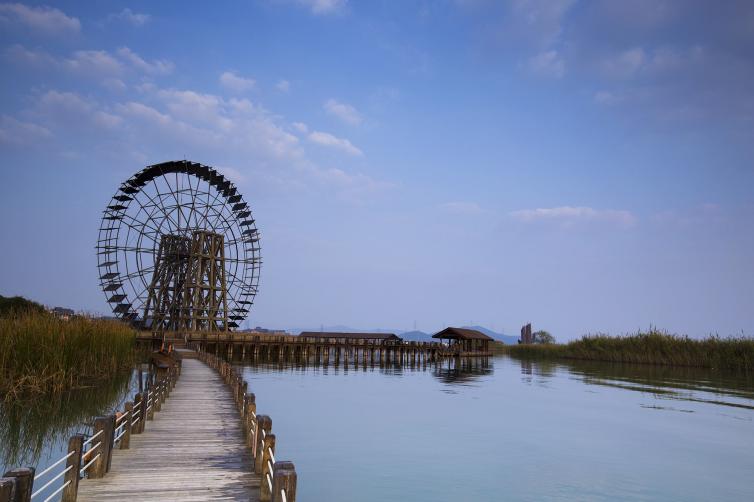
{"left": 324, "top": 98, "right": 363, "bottom": 125}
{"left": 0, "top": 115, "right": 52, "bottom": 145}
{"left": 6, "top": 44, "right": 174, "bottom": 78}
{"left": 600, "top": 47, "right": 646, "bottom": 79}
{"left": 65, "top": 50, "right": 124, "bottom": 76}
{"left": 276, "top": 79, "right": 290, "bottom": 92}
{"left": 292, "top": 122, "right": 308, "bottom": 133}
{"left": 510, "top": 206, "right": 636, "bottom": 227}
{"left": 109, "top": 8, "right": 151, "bottom": 26}
{"left": 528, "top": 50, "right": 565, "bottom": 78}
{"left": 0, "top": 3, "right": 80, "bottom": 35}
{"left": 117, "top": 47, "right": 174, "bottom": 75}
{"left": 439, "top": 201, "right": 485, "bottom": 215}
{"left": 308, "top": 130, "right": 363, "bottom": 156}
{"left": 34, "top": 90, "right": 123, "bottom": 129}
{"left": 12, "top": 83, "right": 386, "bottom": 200}
{"left": 297, "top": 0, "right": 347, "bottom": 15}
{"left": 593, "top": 90, "right": 622, "bottom": 106}
{"left": 219, "top": 71, "right": 256, "bottom": 93}
{"left": 4, "top": 44, "right": 55, "bottom": 66}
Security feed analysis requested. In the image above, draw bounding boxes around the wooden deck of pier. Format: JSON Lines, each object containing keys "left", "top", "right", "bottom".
{"left": 77, "top": 358, "right": 260, "bottom": 501}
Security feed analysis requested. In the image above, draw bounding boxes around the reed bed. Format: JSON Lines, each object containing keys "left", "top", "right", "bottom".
{"left": 502, "top": 330, "right": 754, "bottom": 371}
{"left": 0, "top": 312, "right": 137, "bottom": 398}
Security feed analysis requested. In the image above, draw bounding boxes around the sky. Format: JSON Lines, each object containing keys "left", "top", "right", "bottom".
{"left": 0, "top": 0, "right": 752, "bottom": 340}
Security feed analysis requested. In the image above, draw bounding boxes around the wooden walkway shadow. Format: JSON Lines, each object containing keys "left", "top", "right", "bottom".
{"left": 77, "top": 358, "right": 260, "bottom": 501}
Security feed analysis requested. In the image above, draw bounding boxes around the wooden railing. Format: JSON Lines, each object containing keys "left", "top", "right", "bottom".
{"left": 0, "top": 364, "right": 180, "bottom": 502}
{"left": 198, "top": 351, "right": 297, "bottom": 502}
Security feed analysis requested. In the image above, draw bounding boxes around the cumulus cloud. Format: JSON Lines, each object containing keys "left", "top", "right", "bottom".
{"left": 116, "top": 47, "right": 174, "bottom": 75}
{"left": 34, "top": 90, "right": 123, "bottom": 129}
{"left": 297, "top": 0, "right": 347, "bottom": 15}
{"left": 219, "top": 71, "right": 256, "bottom": 93}
{"left": 6, "top": 45, "right": 174, "bottom": 78}
{"left": 108, "top": 8, "right": 151, "bottom": 26}
{"left": 308, "top": 130, "right": 363, "bottom": 156}
{"left": 0, "top": 115, "right": 52, "bottom": 145}
{"left": 324, "top": 98, "right": 362, "bottom": 125}
{"left": 510, "top": 206, "right": 636, "bottom": 227}
{"left": 0, "top": 3, "right": 80, "bottom": 35}
{"left": 65, "top": 50, "right": 124, "bottom": 76}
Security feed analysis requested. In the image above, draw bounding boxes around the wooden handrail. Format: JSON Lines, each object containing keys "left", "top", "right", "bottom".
{"left": 1, "top": 364, "right": 180, "bottom": 502}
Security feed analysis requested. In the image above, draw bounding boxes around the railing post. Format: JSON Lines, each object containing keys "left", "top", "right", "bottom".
{"left": 146, "top": 386, "right": 155, "bottom": 421}
{"left": 240, "top": 382, "right": 248, "bottom": 412}
{"left": 0, "top": 478, "right": 15, "bottom": 502}
{"left": 271, "top": 462, "right": 297, "bottom": 502}
{"left": 260, "top": 434, "right": 276, "bottom": 502}
{"left": 62, "top": 434, "right": 84, "bottom": 502}
{"left": 244, "top": 393, "right": 257, "bottom": 449}
{"left": 89, "top": 415, "right": 115, "bottom": 478}
{"left": 254, "top": 416, "right": 272, "bottom": 474}
{"left": 2, "top": 468, "right": 34, "bottom": 502}
{"left": 120, "top": 403, "right": 133, "bottom": 449}
{"left": 132, "top": 393, "right": 144, "bottom": 434}
{"left": 155, "top": 382, "right": 163, "bottom": 412}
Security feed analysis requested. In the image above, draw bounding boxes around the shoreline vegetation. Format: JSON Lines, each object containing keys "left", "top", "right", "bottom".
{"left": 495, "top": 330, "right": 754, "bottom": 372}
{"left": 1, "top": 298, "right": 137, "bottom": 398}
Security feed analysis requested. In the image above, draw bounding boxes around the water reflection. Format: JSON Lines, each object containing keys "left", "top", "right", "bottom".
{"left": 0, "top": 371, "right": 135, "bottom": 468}
{"left": 432, "top": 357, "right": 492, "bottom": 384}
{"left": 514, "top": 356, "right": 754, "bottom": 410}
{"left": 235, "top": 354, "right": 494, "bottom": 385}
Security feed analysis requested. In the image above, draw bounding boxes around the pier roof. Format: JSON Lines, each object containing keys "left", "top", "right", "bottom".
{"left": 299, "top": 331, "right": 401, "bottom": 341}
{"left": 432, "top": 327, "right": 494, "bottom": 341}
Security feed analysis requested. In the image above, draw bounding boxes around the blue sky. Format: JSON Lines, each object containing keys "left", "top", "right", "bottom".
{"left": 0, "top": 1, "right": 752, "bottom": 339}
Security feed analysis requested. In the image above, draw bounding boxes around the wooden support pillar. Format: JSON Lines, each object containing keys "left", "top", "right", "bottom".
{"left": 271, "top": 462, "right": 297, "bottom": 502}
{"left": 120, "top": 402, "right": 133, "bottom": 450}
{"left": 62, "top": 434, "right": 84, "bottom": 502}
{"left": 254, "top": 416, "right": 272, "bottom": 474}
{"left": 2, "top": 468, "right": 34, "bottom": 502}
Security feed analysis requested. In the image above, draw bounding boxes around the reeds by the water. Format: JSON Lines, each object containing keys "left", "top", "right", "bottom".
{"left": 501, "top": 330, "right": 754, "bottom": 371}
{"left": 0, "top": 312, "right": 137, "bottom": 397}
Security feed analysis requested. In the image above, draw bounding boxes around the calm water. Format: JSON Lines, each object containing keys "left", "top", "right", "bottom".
{"left": 239, "top": 356, "right": 754, "bottom": 502}
{"left": 3, "top": 357, "right": 752, "bottom": 501}
{"left": 0, "top": 369, "right": 142, "bottom": 489}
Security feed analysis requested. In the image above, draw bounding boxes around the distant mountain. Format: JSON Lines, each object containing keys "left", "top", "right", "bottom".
{"left": 399, "top": 330, "right": 434, "bottom": 342}
{"left": 287, "top": 325, "right": 404, "bottom": 335}
{"left": 461, "top": 325, "right": 518, "bottom": 345}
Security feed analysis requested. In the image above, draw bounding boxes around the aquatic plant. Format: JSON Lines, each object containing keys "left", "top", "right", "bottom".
{"left": 0, "top": 311, "right": 137, "bottom": 397}
{"left": 501, "top": 330, "right": 754, "bottom": 371}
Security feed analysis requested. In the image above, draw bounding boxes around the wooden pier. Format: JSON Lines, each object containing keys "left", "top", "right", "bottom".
{"left": 137, "top": 328, "right": 494, "bottom": 362}
{"left": 1, "top": 353, "right": 296, "bottom": 502}
{"left": 76, "top": 358, "right": 258, "bottom": 501}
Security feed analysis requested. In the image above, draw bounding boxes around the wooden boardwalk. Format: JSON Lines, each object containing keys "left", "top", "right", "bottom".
{"left": 77, "top": 358, "right": 260, "bottom": 501}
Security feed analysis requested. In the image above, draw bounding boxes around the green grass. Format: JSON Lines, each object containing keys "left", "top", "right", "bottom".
{"left": 0, "top": 311, "right": 137, "bottom": 397}
{"left": 500, "top": 330, "right": 754, "bottom": 371}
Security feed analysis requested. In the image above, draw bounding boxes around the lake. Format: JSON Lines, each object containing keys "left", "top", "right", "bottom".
{"left": 2, "top": 356, "right": 752, "bottom": 501}
{"left": 238, "top": 356, "right": 754, "bottom": 502}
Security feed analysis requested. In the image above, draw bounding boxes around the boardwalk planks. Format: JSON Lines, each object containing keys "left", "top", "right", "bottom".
{"left": 77, "top": 359, "right": 260, "bottom": 501}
